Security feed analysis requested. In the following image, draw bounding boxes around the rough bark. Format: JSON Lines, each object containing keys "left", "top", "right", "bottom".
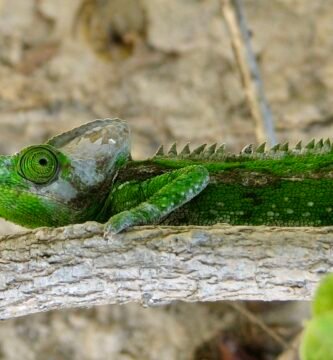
{"left": 0, "top": 222, "right": 332, "bottom": 320}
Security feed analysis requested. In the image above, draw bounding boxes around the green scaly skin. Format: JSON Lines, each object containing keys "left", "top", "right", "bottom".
{"left": 1, "top": 118, "right": 333, "bottom": 234}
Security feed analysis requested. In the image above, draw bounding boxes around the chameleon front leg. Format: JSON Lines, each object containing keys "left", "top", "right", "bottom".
{"left": 104, "top": 165, "right": 209, "bottom": 234}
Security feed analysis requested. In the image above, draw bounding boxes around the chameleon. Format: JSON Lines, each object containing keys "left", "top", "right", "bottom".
{"left": 1, "top": 118, "right": 333, "bottom": 234}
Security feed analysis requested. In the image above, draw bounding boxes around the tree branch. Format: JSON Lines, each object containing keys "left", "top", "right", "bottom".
{"left": 0, "top": 223, "right": 332, "bottom": 319}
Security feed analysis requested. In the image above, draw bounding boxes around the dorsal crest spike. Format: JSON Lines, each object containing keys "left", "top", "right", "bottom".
{"left": 154, "top": 137, "right": 333, "bottom": 161}
{"left": 315, "top": 139, "right": 324, "bottom": 149}
{"left": 324, "top": 138, "right": 331, "bottom": 147}
{"left": 168, "top": 143, "right": 177, "bottom": 156}
{"left": 270, "top": 143, "right": 280, "bottom": 151}
{"left": 180, "top": 143, "right": 190, "bottom": 156}
{"left": 280, "top": 142, "right": 289, "bottom": 151}
{"left": 306, "top": 139, "right": 315, "bottom": 149}
{"left": 211, "top": 144, "right": 226, "bottom": 160}
{"left": 323, "top": 139, "right": 332, "bottom": 152}
{"left": 204, "top": 143, "right": 217, "bottom": 157}
{"left": 256, "top": 142, "right": 266, "bottom": 153}
{"left": 215, "top": 144, "right": 226, "bottom": 154}
{"left": 192, "top": 144, "right": 207, "bottom": 155}
{"left": 295, "top": 141, "right": 302, "bottom": 150}
{"left": 241, "top": 144, "right": 253, "bottom": 154}
{"left": 155, "top": 145, "right": 164, "bottom": 156}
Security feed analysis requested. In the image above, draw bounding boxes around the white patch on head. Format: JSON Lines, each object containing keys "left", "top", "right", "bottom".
{"left": 49, "top": 119, "right": 130, "bottom": 189}
{"left": 70, "top": 159, "right": 104, "bottom": 186}
{"left": 3, "top": 158, "right": 11, "bottom": 166}
{"left": 0, "top": 157, "right": 12, "bottom": 177}
{"left": 36, "top": 177, "right": 78, "bottom": 203}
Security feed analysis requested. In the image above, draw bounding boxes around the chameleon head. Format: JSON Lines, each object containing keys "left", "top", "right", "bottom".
{"left": 0, "top": 118, "right": 130, "bottom": 228}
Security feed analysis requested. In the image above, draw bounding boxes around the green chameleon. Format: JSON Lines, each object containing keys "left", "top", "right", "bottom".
{"left": 1, "top": 118, "right": 333, "bottom": 234}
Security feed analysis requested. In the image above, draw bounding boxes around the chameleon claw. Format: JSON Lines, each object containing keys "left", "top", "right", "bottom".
{"left": 103, "top": 211, "right": 134, "bottom": 237}
{"left": 103, "top": 223, "right": 119, "bottom": 238}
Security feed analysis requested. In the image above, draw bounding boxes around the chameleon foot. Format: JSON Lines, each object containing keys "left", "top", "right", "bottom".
{"left": 103, "top": 210, "right": 135, "bottom": 236}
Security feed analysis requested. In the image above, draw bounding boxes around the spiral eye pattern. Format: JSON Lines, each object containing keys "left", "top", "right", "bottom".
{"left": 18, "top": 146, "right": 59, "bottom": 184}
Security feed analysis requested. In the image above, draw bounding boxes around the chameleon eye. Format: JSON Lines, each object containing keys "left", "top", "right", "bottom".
{"left": 18, "top": 146, "right": 59, "bottom": 184}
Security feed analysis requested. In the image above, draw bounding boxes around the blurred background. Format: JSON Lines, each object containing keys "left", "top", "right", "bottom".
{"left": 0, "top": 0, "right": 331, "bottom": 359}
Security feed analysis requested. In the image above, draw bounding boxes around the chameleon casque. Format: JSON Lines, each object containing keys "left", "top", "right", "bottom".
{"left": 1, "top": 118, "right": 333, "bottom": 234}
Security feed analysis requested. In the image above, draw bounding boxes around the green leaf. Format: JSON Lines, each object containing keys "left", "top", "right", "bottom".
{"left": 300, "top": 312, "right": 333, "bottom": 360}
{"left": 300, "top": 274, "right": 333, "bottom": 360}
{"left": 313, "top": 273, "right": 333, "bottom": 317}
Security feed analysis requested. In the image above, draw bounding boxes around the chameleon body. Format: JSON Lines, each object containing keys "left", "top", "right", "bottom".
{"left": 1, "top": 118, "right": 333, "bottom": 233}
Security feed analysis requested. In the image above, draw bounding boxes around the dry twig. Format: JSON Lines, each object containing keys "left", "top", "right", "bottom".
{"left": 221, "top": 0, "right": 276, "bottom": 146}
